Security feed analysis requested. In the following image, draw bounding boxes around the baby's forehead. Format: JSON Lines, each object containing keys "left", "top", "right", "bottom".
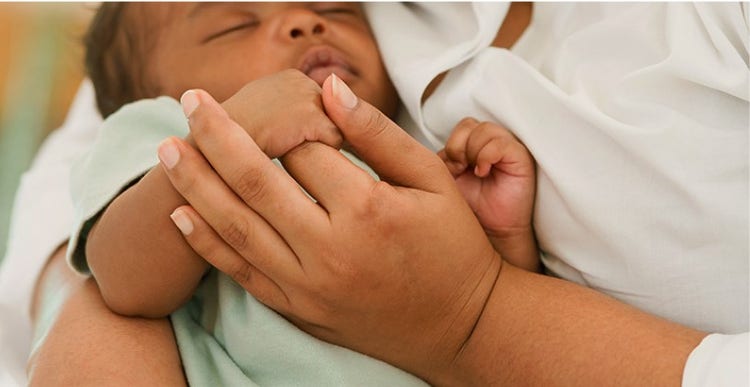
{"left": 124, "top": 2, "right": 180, "bottom": 29}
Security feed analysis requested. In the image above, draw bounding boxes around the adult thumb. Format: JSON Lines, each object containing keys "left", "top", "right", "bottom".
{"left": 321, "top": 74, "right": 449, "bottom": 191}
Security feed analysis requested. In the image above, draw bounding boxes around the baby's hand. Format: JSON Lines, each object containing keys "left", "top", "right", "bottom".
{"left": 437, "top": 117, "right": 536, "bottom": 240}
{"left": 220, "top": 69, "right": 342, "bottom": 158}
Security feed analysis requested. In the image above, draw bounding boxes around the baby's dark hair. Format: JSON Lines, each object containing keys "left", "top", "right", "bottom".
{"left": 84, "top": 3, "right": 155, "bottom": 118}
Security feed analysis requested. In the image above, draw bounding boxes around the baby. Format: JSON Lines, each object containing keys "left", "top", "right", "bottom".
{"left": 72, "top": 2, "right": 538, "bottom": 384}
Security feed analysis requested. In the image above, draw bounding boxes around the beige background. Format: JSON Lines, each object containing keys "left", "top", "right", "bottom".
{"left": 0, "top": 3, "right": 93, "bottom": 260}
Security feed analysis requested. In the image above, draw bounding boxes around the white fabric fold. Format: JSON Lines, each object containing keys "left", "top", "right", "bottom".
{"left": 367, "top": 2, "right": 749, "bottom": 385}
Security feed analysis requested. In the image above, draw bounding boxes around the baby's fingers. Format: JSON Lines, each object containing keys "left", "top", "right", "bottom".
{"left": 474, "top": 137, "right": 507, "bottom": 177}
{"left": 438, "top": 149, "right": 468, "bottom": 176}
{"left": 444, "top": 117, "right": 479, "bottom": 164}
{"left": 468, "top": 129, "right": 534, "bottom": 178}
{"left": 441, "top": 117, "right": 481, "bottom": 175}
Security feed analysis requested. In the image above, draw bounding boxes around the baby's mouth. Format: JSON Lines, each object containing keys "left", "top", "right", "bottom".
{"left": 298, "top": 46, "right": 356, "bottom": 86}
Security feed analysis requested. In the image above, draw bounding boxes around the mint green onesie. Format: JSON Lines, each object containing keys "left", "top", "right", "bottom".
{"left": 67, "top": 97, "right": 427, "bottom": 386}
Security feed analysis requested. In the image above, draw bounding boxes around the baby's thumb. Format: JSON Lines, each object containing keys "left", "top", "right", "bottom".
{"left": 321, "top": 74, "right": 449, "bottom": 191}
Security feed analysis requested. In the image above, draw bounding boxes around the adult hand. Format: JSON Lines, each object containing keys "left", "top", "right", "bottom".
{"left": 158, "top": 74, "right": 502, "bottom": 385}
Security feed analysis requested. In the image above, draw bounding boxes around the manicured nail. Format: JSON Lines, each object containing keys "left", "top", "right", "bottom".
{"left": 331, "top": 74, "right": 357, "bottom": 109}
{"left": 158, "top": 139, "right": 180, "bottom": 169}
{"left": 180, "top": 90, "right": 200, "bottom": 117}
{"left": 170, "top": 209, "right": 193, "bottom": 235}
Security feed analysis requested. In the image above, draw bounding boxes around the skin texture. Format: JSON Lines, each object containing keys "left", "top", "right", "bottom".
{"left": 28, "top": 245, "right": 187, "bottom": 386}
{"left": 85, "top": 2, "right": 398, "bottom": 317}
{"left": 161, "top": 76, "right": 706, "bottom": 386}
{"left": 29, "top": 3, "right": 706, "bottom": 385}
{"left": 28, "top": 3, "right": 533, "bottom": 383}
{"left": 439, "top": 117, "right": 539, "bottom": 272}
{"left": 146, "top": 2, "right": 397, "bottom": 115}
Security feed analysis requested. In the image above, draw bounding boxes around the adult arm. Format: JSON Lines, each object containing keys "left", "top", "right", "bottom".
{"left": 160, "top": 76, "right": 706, "bottom": 386}
{"left": 86, "top": 70, "right": 342, "bottom": 317}
{"left": 27, "top": 244, "right": 187, "bottom": 386}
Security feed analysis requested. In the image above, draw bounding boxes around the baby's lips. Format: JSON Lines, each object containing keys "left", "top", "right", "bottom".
{"left": 297, "top": 45, "right": 355, "bottom": 85}
{"left": 306, "top": 64, "right": 353, "bottom": 86}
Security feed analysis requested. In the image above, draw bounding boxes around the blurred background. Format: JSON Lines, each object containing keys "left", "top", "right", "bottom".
{"left": 0, "top": 3, "right": 93, "bottom": 261}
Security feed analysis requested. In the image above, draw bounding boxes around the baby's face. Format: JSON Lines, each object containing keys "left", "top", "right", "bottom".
{"left": 140, "top": 2, "right": 397, "bottom": 116}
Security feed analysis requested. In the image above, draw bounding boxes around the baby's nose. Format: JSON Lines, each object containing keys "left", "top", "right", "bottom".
{"left": 281, "top": 9, "right": 326, "bottom": 39}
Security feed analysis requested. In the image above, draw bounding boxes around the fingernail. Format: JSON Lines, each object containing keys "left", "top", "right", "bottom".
{"left": 331, "top": 74, "right": 357, "bottom": 109}
{"left": 180, "top": 90, "right": 200, "bottom": 117}
{"left": 158, "top": 139, "right": 180, "bottom": 169}
{"left": 170, "top": 209, "right": 193, "bottom": 235}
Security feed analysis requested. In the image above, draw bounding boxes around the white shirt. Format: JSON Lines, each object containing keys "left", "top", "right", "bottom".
{"left": 366, "top": 2, "right": 748, "bottom": 386}
{"left": 0, "top": 3, "right": 747, "bottom": 385}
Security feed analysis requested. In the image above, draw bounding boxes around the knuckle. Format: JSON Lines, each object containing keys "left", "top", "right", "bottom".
{"left": 352, "top": 181, "right": 395, "bottom": 223}
{"left": 479, "top": 121, "right": 508, "bottom": 137}
{"left": 281, "top": 68, "right": 321, "bottom": 91}
{"left": 279, "top": 68, "right": 306, "bottom": 80}
{"left": 230, "top": 262, "right": 254, "bottom": 286}
{"left": 220, "top": 218, "right": 251, "bottom": 251}
{"left": 232, "top": 167, "right": 271, "bottom": 205}
{"left": 458, "top": 116, "right": 479, "bottom": 127}
{"left": 314, "top": 117, "right": 342, "bottom": 145}
{"left": 190, "top": 107, "right": 230, "bottom": 137}
{"left": 361, "top": 109, "right": 391, "bottom": 140}
{"left": 475, "top": 121, "right": 494, "bottom": 136}
{"left": 445, "top": 139, "right": 464, "bottom": 160}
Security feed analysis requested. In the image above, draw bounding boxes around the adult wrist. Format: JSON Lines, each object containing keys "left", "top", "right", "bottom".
{"left": 431, "top": 255, "right": 505, "bottom": 386}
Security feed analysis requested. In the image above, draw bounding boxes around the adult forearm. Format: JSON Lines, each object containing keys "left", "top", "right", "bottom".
{"left": 29, "top": 245, "right": 187, "bottom": 386}
{"left": 451, "top": 264, "right": 706, "bottom": 386}
{"left": 87, "top": 163, "right": 208, "bottom": 318}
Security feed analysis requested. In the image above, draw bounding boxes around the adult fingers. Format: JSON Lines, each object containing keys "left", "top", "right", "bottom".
{"left": 157, "top": 136, "right": 303, "bottom": 282}
{"left": 280, "top": 142, "right": 377, "bottom": 214}
{"left": 169, "top": 205, "right": 292, "bottom": 312}
{"left": 320, "top": 75, "right": 452, "bottom": 193}
{"left": 181, "top": 89, "right": 329, "bottom": 243}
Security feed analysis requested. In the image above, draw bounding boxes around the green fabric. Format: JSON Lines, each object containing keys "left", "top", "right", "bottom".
{"left": 69, "top": 97, "right": 427, "bottom": 386}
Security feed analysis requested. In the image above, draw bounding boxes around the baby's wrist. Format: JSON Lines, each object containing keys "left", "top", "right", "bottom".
{"left": 486, "top": 227, "right": 540, "bottom": 272}
{"left": 486, "top": 225, "right": 534, "bottom": 242}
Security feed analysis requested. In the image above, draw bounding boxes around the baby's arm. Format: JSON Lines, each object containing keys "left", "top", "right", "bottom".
{"left": 86, "top": 70, "right": 341, "bottom": 318}
{"left": 438, "top": 117, "right": 540, "bottom": 272}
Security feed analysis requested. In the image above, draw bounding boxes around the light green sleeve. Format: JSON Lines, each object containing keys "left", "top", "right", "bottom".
{"left": 64, "top": 97, "right": 427, "bottom": 386}
{"left": 66, "top": 97, "right": 187, "bottom": 273}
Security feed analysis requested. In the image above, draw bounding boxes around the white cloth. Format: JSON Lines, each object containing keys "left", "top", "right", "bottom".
{"left": 366, "top": 2, "right": 749, "bottom": 385}
{"left": 0, "top": 80, "right": 102, "bottom": 386}
{"left": 1, "top": 3, "right": 748, "bottom": 385}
